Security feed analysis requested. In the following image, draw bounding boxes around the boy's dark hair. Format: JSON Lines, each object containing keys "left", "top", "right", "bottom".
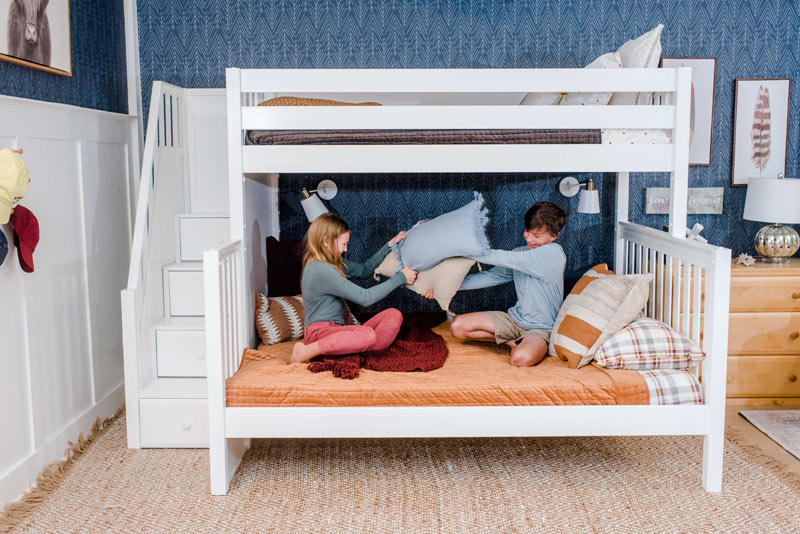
{"left": 524, "top": 201, "right": 567, "bottom": 236}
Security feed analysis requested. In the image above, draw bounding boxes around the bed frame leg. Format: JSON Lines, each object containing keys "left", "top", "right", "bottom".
{"left": 702, "top": 429, "right": 724, "bottom": 492}
{"left": 210, "top": 436, "right": 249, "bottom": 495}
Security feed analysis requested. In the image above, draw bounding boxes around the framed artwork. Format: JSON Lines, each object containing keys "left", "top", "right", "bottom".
{"left": 731, "top": 78, "right": 791, "bottom": 186}
{"left": 0, "top": 0, "right": 71, "bottom": 76}
{"left": 660, "top": 57, "right": 717, "bottom": 166}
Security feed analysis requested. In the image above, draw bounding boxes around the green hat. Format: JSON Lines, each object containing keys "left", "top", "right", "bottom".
{"left": 0, "top": 148, "right": 29, "bottom": 224}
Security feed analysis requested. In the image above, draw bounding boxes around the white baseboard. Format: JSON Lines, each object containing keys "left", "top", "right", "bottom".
{"left": 0, "top": 384, "right": 125, "bottom": 506}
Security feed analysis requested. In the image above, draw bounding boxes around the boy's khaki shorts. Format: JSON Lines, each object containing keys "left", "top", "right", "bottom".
{"left": 488, "top": 311, "right": 551, "bottom": 345}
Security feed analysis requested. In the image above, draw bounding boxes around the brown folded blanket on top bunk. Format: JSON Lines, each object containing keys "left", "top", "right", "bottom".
{"left": 248, "top": 95, "right": 602, "bottom": 145}
{"left": 308, "top": 312, "right": 449, "bottom": 379}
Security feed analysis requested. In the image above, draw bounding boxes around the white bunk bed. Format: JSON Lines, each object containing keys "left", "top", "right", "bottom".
{"left": 204, "top": 67, "right": 731, "bottom": 495}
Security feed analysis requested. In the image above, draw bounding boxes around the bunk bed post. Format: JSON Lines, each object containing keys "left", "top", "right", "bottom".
{"left": 227, "top": 67, "right": 245, "bottom": 242}
{"left": 700, "top": 245, "right": 732, "bottom": 491}
{"left": 614, "top": 172, "right": 630, "bottom": 273}
{"left": 668, "top": 67, "right": 692, "bottom": 238}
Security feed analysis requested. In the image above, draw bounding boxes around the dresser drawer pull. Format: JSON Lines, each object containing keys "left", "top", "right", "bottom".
{"left": 791, "top": 332, "right": 800, "bottom": 341}
{"left": 197, "top": 353, "right": 205, "bottom": 360}
{"left": 181, "top": 420, "right": 192, "bottom": 431}
{"left": 790, "top": 374, "right": 798, "bottom": 383}
{"left": 793, "top": 292, "right": 800, "bottom": 300}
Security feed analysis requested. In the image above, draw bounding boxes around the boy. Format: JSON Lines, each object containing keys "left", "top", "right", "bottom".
{"left": 450, "top": 201, "right": 566, "bottom": 367}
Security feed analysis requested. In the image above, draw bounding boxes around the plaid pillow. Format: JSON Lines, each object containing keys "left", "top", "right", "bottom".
{"left": 595, "top": 317, "right": 705, "bottom": 370}
{"left": 254, "top": 293, "right": 359, "bottom": 345}
{"left": 639, "top": 369, "right": 704, "bottom": 405}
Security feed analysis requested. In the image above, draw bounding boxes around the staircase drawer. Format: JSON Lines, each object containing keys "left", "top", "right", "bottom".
{"left": 139, "top": 399, "right": 209, "bottom": 447}
{"left": 179, "top": 217, "right": 229, "bottom": 261}
{"left": 168, "top": 270, "right": 204, "bottom": 316}
{"left": 727, "top": 355, "right": 800, "bottom": 397}
{"left": 157, "top": 330, "right": 207, "bottom": 377}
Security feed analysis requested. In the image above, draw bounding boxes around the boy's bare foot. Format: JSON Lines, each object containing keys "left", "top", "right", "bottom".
{"left": 291, "top": 342, "right": 318, "bottom": 363}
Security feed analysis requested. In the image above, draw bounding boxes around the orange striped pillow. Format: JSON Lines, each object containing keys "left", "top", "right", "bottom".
{"left": 549, "top": 264, "right": 652, "bottom": 368}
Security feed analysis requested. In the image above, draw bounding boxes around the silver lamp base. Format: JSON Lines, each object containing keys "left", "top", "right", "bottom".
{"left": 754, "top": 223, "right": 800, "bottom": 261}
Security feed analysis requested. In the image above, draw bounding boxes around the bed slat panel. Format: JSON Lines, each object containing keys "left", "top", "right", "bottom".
{"left": 241, "top": 105, "right": 675, "bottom": 130}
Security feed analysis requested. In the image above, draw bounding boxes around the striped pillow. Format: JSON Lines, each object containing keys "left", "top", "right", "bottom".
{"left": 548, "top": 264, "right": 652, "bottom": 368}
{"left": 594, "top": 317, "right": 705, "bottom": 370}
{"left": 254, "top": 293, "right": 359, "bottom": 345}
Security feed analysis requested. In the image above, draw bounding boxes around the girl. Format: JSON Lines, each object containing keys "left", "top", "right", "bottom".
{"left": 291, "top": 213, "right": 419, "bottom": 363}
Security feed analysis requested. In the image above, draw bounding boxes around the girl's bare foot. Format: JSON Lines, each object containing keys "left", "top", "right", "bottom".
{"left": 291, "top": 342, "right": 319, "bottom": 363}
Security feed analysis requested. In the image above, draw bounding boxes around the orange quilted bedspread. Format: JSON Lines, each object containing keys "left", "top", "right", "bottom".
{"left": 225, "top": 324, "right": 649, "bottom": 407}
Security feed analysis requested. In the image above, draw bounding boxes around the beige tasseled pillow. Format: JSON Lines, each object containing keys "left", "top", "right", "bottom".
{"left": 549, "top": 264, "right": 652, "bottom": 368}
{"left": 374, "top": 251, "right": 475, "bottom": 313}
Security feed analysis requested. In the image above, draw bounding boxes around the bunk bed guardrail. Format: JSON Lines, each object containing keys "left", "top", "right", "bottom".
{"left": 121, "top": 81, "right": 186, "bottom": 448}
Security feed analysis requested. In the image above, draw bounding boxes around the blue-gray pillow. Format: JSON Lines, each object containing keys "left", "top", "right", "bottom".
{"left": 392, "top": 192, "right": 490, "bottom": 271}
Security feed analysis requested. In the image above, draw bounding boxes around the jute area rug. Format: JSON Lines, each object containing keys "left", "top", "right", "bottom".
{"left": 3, "top": 415, "right": 800, "bottom": 534}
{"left": 740, "top": 410, "right": 800, "bottom": 461}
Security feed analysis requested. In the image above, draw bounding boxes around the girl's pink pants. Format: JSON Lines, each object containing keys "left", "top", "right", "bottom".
{"left": 304, "top": 308, "right": 403, "bottom": 355}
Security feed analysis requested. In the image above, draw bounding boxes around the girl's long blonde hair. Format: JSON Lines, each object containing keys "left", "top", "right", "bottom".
{"left": 303, "top": 213, "right": 350, "bottom": 277}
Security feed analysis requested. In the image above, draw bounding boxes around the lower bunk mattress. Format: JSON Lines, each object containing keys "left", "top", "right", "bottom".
{"left": 226, "top": 324, "right": 703, "bottom": 407}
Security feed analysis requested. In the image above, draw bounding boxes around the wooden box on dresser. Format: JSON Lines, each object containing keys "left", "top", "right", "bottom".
{"left": 727, "top": 258, "right": 800, "bottom": 405}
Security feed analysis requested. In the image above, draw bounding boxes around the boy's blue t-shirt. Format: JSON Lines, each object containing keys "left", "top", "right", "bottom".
{"left": 461, "top": 243, "right": 566, "bottom": 331}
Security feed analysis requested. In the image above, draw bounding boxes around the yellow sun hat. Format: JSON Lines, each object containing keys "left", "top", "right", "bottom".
{"left": 0, "top": 148, "right": 30, "bottom": 224}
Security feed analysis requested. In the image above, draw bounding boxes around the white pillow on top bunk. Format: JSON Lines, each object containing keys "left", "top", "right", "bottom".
{"left": 558, "top": 52, "right": 622, "bottom": 106}
{"left": 609, "top": 23, "right": 664, "bottom": 106}
{"left": 519, "top": 52, "right": 622, "bottom": 107}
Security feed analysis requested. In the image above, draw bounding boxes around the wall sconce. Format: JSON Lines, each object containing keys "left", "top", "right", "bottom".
{"left": 559, "top": 176, "right": 600, "bottom": 214}
{"left": 300, "top": 179, "right": 338, "bottom": 222}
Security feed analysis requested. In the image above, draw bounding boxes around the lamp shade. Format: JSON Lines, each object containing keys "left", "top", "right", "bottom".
{"left": 744, "top": 177, "right": 800, "bottom": 224}
{"left": 577, "top": 189, "right": 600, "bottom": 214}
{"left": 301, "top": 193, "right": 329, "bottom": 222}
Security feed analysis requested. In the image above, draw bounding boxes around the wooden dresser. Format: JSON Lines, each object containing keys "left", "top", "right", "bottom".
{"left": 727, "top": 258, "right": 800, "bottom": 405}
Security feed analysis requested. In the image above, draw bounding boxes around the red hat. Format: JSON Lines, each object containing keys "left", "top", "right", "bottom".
{"left": 9, "top": 205, "right": 39, "bottom": 273}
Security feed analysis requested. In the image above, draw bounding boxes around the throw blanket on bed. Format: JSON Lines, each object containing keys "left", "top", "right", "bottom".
{"left": 308, "top": 312, "right": 449, "bottom": 379}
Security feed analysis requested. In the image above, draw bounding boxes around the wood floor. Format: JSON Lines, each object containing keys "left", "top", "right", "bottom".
{"left": 725, "top": 402, "right": 800, "bottom": 477}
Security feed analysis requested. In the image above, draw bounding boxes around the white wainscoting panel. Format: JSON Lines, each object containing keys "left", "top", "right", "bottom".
{"left": 0, "top": 95, "right": 134, "bottom": 505}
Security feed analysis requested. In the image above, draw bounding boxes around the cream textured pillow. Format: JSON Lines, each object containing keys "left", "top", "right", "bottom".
{"left": 549, "top": 264, "right": 652, "bottom": 368}
{"left": 374, "top": 251, "right": 475, "bottom": 312}
{"left": 609, "top": 24, "right": 664, "bottom": 106}
{"left": 559, "top": 52, "right": 623, "bottom": 106}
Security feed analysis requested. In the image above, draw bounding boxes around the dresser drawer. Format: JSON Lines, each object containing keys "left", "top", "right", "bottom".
{"left": 728, "top": 313, "right": 800, "bottom": 355}
{"left": 139, "top": 399, "right": 209, "bottom": 447}
{"left": 731, "top": 276, "right": 800, "bottom": 313}
{"left": 156, "top": 330, "right": 207, "bottom": 377}
{"left": 727, "top": 356, "right": 800, "bottom": 397}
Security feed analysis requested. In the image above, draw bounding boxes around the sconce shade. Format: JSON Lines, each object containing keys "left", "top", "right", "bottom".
{"left": 301, "top": 193, "right": 329, "bottom": 222}
{"left": 577, "top": 189, "right": 600, "bottom": 214}
{"left": 744, "top": 177, "right": 800, "bottom": 224}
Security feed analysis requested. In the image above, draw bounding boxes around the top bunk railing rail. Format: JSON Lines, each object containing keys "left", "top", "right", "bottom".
{"left": 227, "top": 67, "right": 691, "bottom": 174}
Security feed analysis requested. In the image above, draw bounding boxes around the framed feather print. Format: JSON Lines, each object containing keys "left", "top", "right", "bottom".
{"left": 660, "top": 57, "right": 717, "bottom": 166}
{"left": 731, "top": 78, "right": 791, "bottom": 186}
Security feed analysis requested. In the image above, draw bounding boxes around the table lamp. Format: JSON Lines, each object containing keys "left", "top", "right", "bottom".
{"left": 743, "top": 175, "right": 800, "bottom": 261}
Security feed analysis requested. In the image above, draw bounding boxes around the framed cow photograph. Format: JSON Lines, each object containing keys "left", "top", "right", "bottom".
{"left": 0, "top": 0, "right": 72, "bottom": 76}
{"left": 731, "top": 78, "right": 791, "bottom": 186}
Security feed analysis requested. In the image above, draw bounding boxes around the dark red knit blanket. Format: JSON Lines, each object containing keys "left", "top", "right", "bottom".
{"left": 307, "top": 312, "right": 449, "bottom": 379}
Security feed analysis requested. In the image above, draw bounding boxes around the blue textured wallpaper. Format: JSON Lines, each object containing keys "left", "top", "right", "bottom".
{"left": 138, "top": 0, "right": 800, "bottom": 313}
{"left": 0, "top": 0, "right": 128, "bottom": 113}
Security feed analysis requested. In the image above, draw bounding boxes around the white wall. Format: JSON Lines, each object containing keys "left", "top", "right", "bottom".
{"left": 0, "top": 95, "right": 134, "bottom": 505}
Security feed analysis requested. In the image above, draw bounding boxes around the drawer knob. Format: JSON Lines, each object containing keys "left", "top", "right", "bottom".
{"left": 790, "top": 374, "right": 798, "bottom": 383}
{"left": 181, "top": 420, "right": 192, "bottom": 431}
{"left": 790, "top": 332, "right": 800, "bottom": 341}
{"left": 197, "top": 353, "right": 205, "bottom": 360}
{"left": 216, "top": 237, "right": 224, "bottom": 244}
{"left": 793, "top": 292, "right": 800, "bottom": 300}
